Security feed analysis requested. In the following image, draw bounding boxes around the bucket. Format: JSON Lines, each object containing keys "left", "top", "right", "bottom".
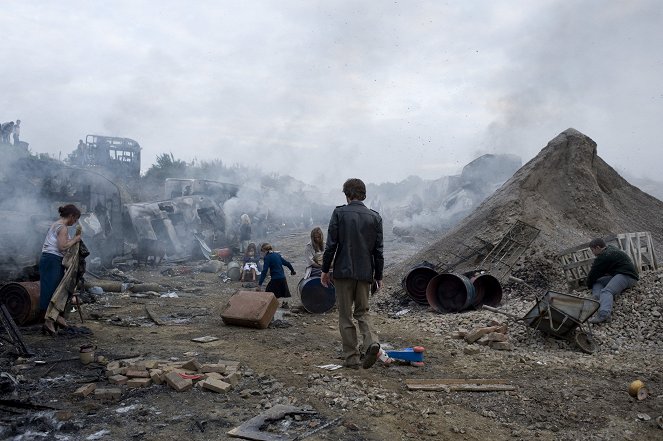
{"left": 227, "top": 261, "right": 241, "bottom": 281}
{"left": 79, "top": 344, "right": 96, "bottom": 365}
{"left": 470, "top": 273, "right": 502, "bottom": 307}
{"left": 0, "top": 282, "right": 42, "bottom": 325}
{"left": 402, "top": 264, "right": 438, "bottom": 305}
{"left": 297, "top": 277, "right": 336, "bottom": 313}
{"left": 426, "top": 273, "right": 476, "bottom": 313}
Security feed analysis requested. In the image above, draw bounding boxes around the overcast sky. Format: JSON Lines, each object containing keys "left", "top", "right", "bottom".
{"left": 1, "top": 1, "right": 661, "bottom": 188}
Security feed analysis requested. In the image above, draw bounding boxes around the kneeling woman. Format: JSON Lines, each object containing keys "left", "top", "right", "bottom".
{"left": 40, "top": 204, "right": 82, "bottom": 335}
{"left": 258, "top": 243, "right": 296, "bottom": 299}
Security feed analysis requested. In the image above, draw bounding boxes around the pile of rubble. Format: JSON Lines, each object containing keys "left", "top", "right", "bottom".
{"left": 305, "top": 372, "right": 398, "bottom": 415}
{"left": 73, "top": 357, "right": 242, "bottom": 400}
{"left": 377, "top": 268, "right": 662, "bottom": 357}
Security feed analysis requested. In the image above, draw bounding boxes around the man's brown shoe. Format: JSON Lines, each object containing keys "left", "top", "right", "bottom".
{"left": 362, "top": 343, "right": 380, "bottom": 369}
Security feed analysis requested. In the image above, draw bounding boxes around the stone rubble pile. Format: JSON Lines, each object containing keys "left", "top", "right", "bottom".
{"left": 305, "top": 373, "right": 398, "bottom": 414}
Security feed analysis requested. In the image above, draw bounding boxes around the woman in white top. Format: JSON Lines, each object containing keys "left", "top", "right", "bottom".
{"left": 304, "top": 227, "right": 325, "bottom": 279}
{"left": 39, "top": 204, "right": 82, "bottom": 335}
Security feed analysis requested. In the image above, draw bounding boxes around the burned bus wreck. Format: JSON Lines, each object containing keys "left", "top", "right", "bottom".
{"left": 0, "top": 153, "right": 125, "bottom": 279}
{"left": 125, "top": 180, "right": 238, "bottom": 262}
{"left": 66, "top": 135, "right": 141, "bottom": 179}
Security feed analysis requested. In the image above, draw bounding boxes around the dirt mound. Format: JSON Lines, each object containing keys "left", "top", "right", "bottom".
{"left": 393, "top": 128, "right": 663, "bottom": 281}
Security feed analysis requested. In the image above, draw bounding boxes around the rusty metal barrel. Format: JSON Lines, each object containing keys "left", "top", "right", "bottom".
{"left": 0, "top": 281, "right": 42, "bottom": 325}
{"left": 227, "top": 261, "right": 241, "bottom": 281}
{"left": 470, "top": 273, "right": 502, "bottom": 307}
{"left": 402, "top": 264, "right": 439, "bottom": 305}
{"left": 297, "top": 277, "right": 336, "bottom": 313}
{"left": 426, "top": 273, "right": 476, "bottom": 313}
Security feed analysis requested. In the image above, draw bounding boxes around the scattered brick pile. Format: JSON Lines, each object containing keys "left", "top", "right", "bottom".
{"left": 73, "top": 357, "right": 242, "bottom": 400}
{"left": 451, "top": 320, "right": 513, "bottom": 352}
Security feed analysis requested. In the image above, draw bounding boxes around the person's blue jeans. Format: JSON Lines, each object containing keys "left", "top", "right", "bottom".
{"left": 591, "top": 274, "right": 637, "bottom": 317}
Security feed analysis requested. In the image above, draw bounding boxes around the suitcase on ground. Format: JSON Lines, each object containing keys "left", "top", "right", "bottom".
{"left": 221, "top": 291, "right": 278, "bottom": 329}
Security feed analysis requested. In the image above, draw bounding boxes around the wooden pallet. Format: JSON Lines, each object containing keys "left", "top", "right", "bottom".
{"left": 559, "top": 246, "right": 594, "bottom": 289}
{"left": 615, "top": 232, "right": 658, "bottom": 272}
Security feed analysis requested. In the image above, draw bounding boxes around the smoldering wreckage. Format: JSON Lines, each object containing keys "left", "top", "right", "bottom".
{"left": 0, "top": 128, "right": 662, "bottom": 440}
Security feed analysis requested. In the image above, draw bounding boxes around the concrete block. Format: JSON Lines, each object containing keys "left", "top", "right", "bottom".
{"left": 94, "top": 388, "right": 122, "bottom": 400}
{"left": 221, "top": 291, "right": 278, "bottom": 329}
{"left": 127, "top": 378, "right": 152, "bottom": 388}
{"left": 201, "top": 378, "right": 232, "bottom": 393}
{"left": 165, "top": 371, "right": 192, "bottom": 392}
{"left": 73, "top": 383, "right": 96, "bottom": 397}
{"left": 108, "top": 375, "right": 128, "bottom": 385}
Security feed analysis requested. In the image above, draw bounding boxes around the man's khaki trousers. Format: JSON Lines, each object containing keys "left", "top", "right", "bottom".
{"left": 334, "top": 278, "right": 379, "bottom": 366}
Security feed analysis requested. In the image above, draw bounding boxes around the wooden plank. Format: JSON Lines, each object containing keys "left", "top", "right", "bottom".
{"left": 447, "top": 384, "right": 516, "bottom": 392}
{"left": 405, "top": 380, "right": 516, "bottom": 392}
{"left": 406, "top": 378, "right": 508, "bottom": 386}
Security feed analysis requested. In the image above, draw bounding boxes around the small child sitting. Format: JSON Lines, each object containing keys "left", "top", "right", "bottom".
{"left": 240, "top": 243, "right": 260, "bottom": 282}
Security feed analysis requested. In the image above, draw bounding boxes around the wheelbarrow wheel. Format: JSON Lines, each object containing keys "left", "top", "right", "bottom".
{"left": 574, "top": 331, "right": 597, "bottom": 354}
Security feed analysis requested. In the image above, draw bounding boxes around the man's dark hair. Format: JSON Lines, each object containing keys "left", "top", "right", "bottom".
{"left": 589, "top": 238, "right": 606, "bottom": 249}
{"left": 342, "top": 178, "right": 366, "bottom": 201}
